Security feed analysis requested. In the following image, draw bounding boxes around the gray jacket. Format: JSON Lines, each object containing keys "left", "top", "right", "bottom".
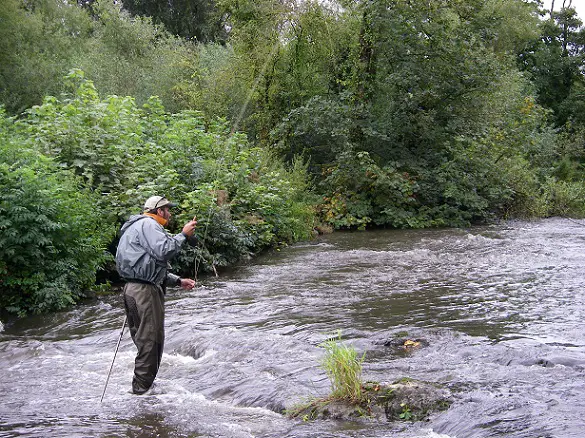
{"left": 115, "top": 214, "right": 186, "bottom": 286}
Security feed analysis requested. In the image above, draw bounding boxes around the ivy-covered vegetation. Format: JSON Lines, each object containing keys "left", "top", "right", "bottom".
{"left": 1, "top": 0, "right": 585, "bottom": 315}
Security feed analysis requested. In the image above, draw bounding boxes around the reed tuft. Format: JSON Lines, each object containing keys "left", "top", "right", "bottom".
{"left": 319, "top": 332, "right": 365, "bottom": 403}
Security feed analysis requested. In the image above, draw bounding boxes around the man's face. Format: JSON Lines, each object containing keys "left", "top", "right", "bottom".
{"left": 158, "top": 207, "right": 171, "bottom": 222}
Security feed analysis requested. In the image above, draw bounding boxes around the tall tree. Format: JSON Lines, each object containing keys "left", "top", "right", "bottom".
{"left": 119, "top": 0, "right": 227, "bottom": 42}
{"left": 0, "top": 0, "right": 91, "bottom": 113}
{"left": 519, "top": 4, "right": 585, "bottom": 125}
{"left": 0, "top": 0, "right": 195, "bottom": 114}
{"left": 273, "top": 0, "right": 554, "bottom": 227}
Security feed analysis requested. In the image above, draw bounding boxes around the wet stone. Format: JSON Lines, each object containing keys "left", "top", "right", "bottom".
{"left": 288, "top": 379, "right": 452, "bottom": 423}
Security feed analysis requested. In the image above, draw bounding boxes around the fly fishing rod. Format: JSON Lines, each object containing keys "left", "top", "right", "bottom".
{"left": 100, "top": 315, "right": 127, "bottom": 403}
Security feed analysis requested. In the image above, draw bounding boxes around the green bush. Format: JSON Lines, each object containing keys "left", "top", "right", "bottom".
{"left": 319, "top": 150, "right": 422, "bottom": 229}
{"left": 541, "top": 178, "right": 585, "bottom": 217}
{"left": 0, "top": 117, "right": 115, "bottom": 315}
{"left": 0, "top": 0, "right": 194, "bottom": 115}
{"left": 12, "top": 71, "right": 316, "bottom": 287}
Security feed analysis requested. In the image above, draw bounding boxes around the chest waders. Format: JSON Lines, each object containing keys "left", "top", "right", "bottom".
{"left": 123, "top": 282, "right": 166, "bottom": 395}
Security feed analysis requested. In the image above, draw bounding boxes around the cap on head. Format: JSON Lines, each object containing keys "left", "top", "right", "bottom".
{"left": 143, "top": 195, "right": 177, "bottom": 211}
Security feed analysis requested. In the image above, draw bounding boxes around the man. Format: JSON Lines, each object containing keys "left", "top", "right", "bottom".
{"left": 115, "top": 195, "right": 198, "bottom": 395}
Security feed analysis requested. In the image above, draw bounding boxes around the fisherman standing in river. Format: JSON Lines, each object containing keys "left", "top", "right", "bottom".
{"left": 115, "top": 195, "right": 198, "bottom": 395}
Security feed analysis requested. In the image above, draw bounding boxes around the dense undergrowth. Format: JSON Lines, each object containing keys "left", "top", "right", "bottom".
{"left": 0, "top": 71, "right": 315, "bottom": 316}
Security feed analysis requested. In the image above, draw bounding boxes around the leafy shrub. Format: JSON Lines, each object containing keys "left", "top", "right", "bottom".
{"left": 13, "top": 71, "right": 316, "bottom": 286}
{"left": 0, "top": 0, "right": 194, "bottom": 115}
{"left": 319, "top": 150, "right": 422, "bottom": 229}
{"left": 172, "top": 142, "right": 316, "bottom": 277}
{"left": 0, "top": 117, "right": 115, "bottom": 315}
{"left": 541, "top": 178, "right": 585, "bottom": 217}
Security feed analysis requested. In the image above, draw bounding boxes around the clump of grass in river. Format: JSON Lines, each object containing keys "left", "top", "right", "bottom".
{"left": 319, "top": 331, "right": 365, "bottom": 403}
{"left": 287, "top": 332, "right": 450, "bottom": 422}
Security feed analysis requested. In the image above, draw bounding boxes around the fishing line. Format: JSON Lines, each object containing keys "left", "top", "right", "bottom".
{"left": 193, "top": 192, "right": 216, "bottom": 280}
{"left": 230, "top": 39, "right": 282, "bottom": 135}
{"left": 565, "top": 217, "right": 585, "bottom": 227}
{"left": 192, "top": 22, "right": 286, "bottom": 277}
{"left": 191, "top": 43, "right": 280, "bottom": 277}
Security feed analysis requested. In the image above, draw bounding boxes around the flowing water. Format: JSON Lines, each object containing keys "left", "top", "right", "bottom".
{"left": 1, "top": 218, "right": 585, "bottom": 438}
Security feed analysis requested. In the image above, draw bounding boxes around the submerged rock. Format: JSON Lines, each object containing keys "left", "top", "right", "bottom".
{"left": 371, "top": 379, "right": 452, "bottom": 421}
{"left": 382, "top": 337, "right": 429, "bottom": 351}
{"left": 288, "top": 378, "right": 452, "bottom": 422}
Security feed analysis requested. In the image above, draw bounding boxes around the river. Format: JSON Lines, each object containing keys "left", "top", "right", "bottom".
{"left": 1, "top": 218, "right": 584, "bottom": 437}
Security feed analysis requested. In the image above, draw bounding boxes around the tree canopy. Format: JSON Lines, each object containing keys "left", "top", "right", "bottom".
{"left": 2, "top": 0, "right": 585, "bottom": 315}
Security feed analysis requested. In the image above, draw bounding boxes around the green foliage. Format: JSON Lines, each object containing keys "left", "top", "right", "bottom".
{"left": 272, "top": 1, "right": 568, "bottom": 228}
{"left": 271, "top": 94, "right": 354, "bottom": 173}
{"left": 0, "top": 0, "right": 84, "bottom": 113}
{"left": 12, "top": 72, "right": 315, "bottom": 286}
{"left": 319, "top": 151, "right": 421, "bottom": 229}
{"left": 0, "top": 113, "right": 115, "bottom": 316}
{"left": 173, "top": 44, "right": 250, "bottom": 123}
{"left": 319, "top": 332, "right": 365, "bottom": 403}
{"left": 519, "top": 5, "right": 585, "bottom": 127}
{"left": 118, "top": 0, "right": 227, "bottom": 42}
{"left": 399, "top": 403, "right": 414, "bottom": 421}
{"left": 476, "top": 0, "right": 541, "bottom": 54}
{"left": 540, "top": 178, "right": 585, "bottom": 217}
{"left": 0, "top": 0, "right": 194, "bottom": 115}
{"left": 266, "top": 2, "right": 356, "bottom": 127}
{"left": 207, "top": 0, "right": 356, "bottom": 141}
{"left": 178, "top": 0, "right": 585, "bottom": 229}
{"left": 3, "top": 0, "right": 585, "bottom": 318}
{"left": 72, "top": 1, "right": 194, "bottom": 114}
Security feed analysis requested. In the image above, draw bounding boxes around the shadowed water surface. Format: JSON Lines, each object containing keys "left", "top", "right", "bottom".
{"left": 1, "top": 218, "right": 585, "bottom": 437}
